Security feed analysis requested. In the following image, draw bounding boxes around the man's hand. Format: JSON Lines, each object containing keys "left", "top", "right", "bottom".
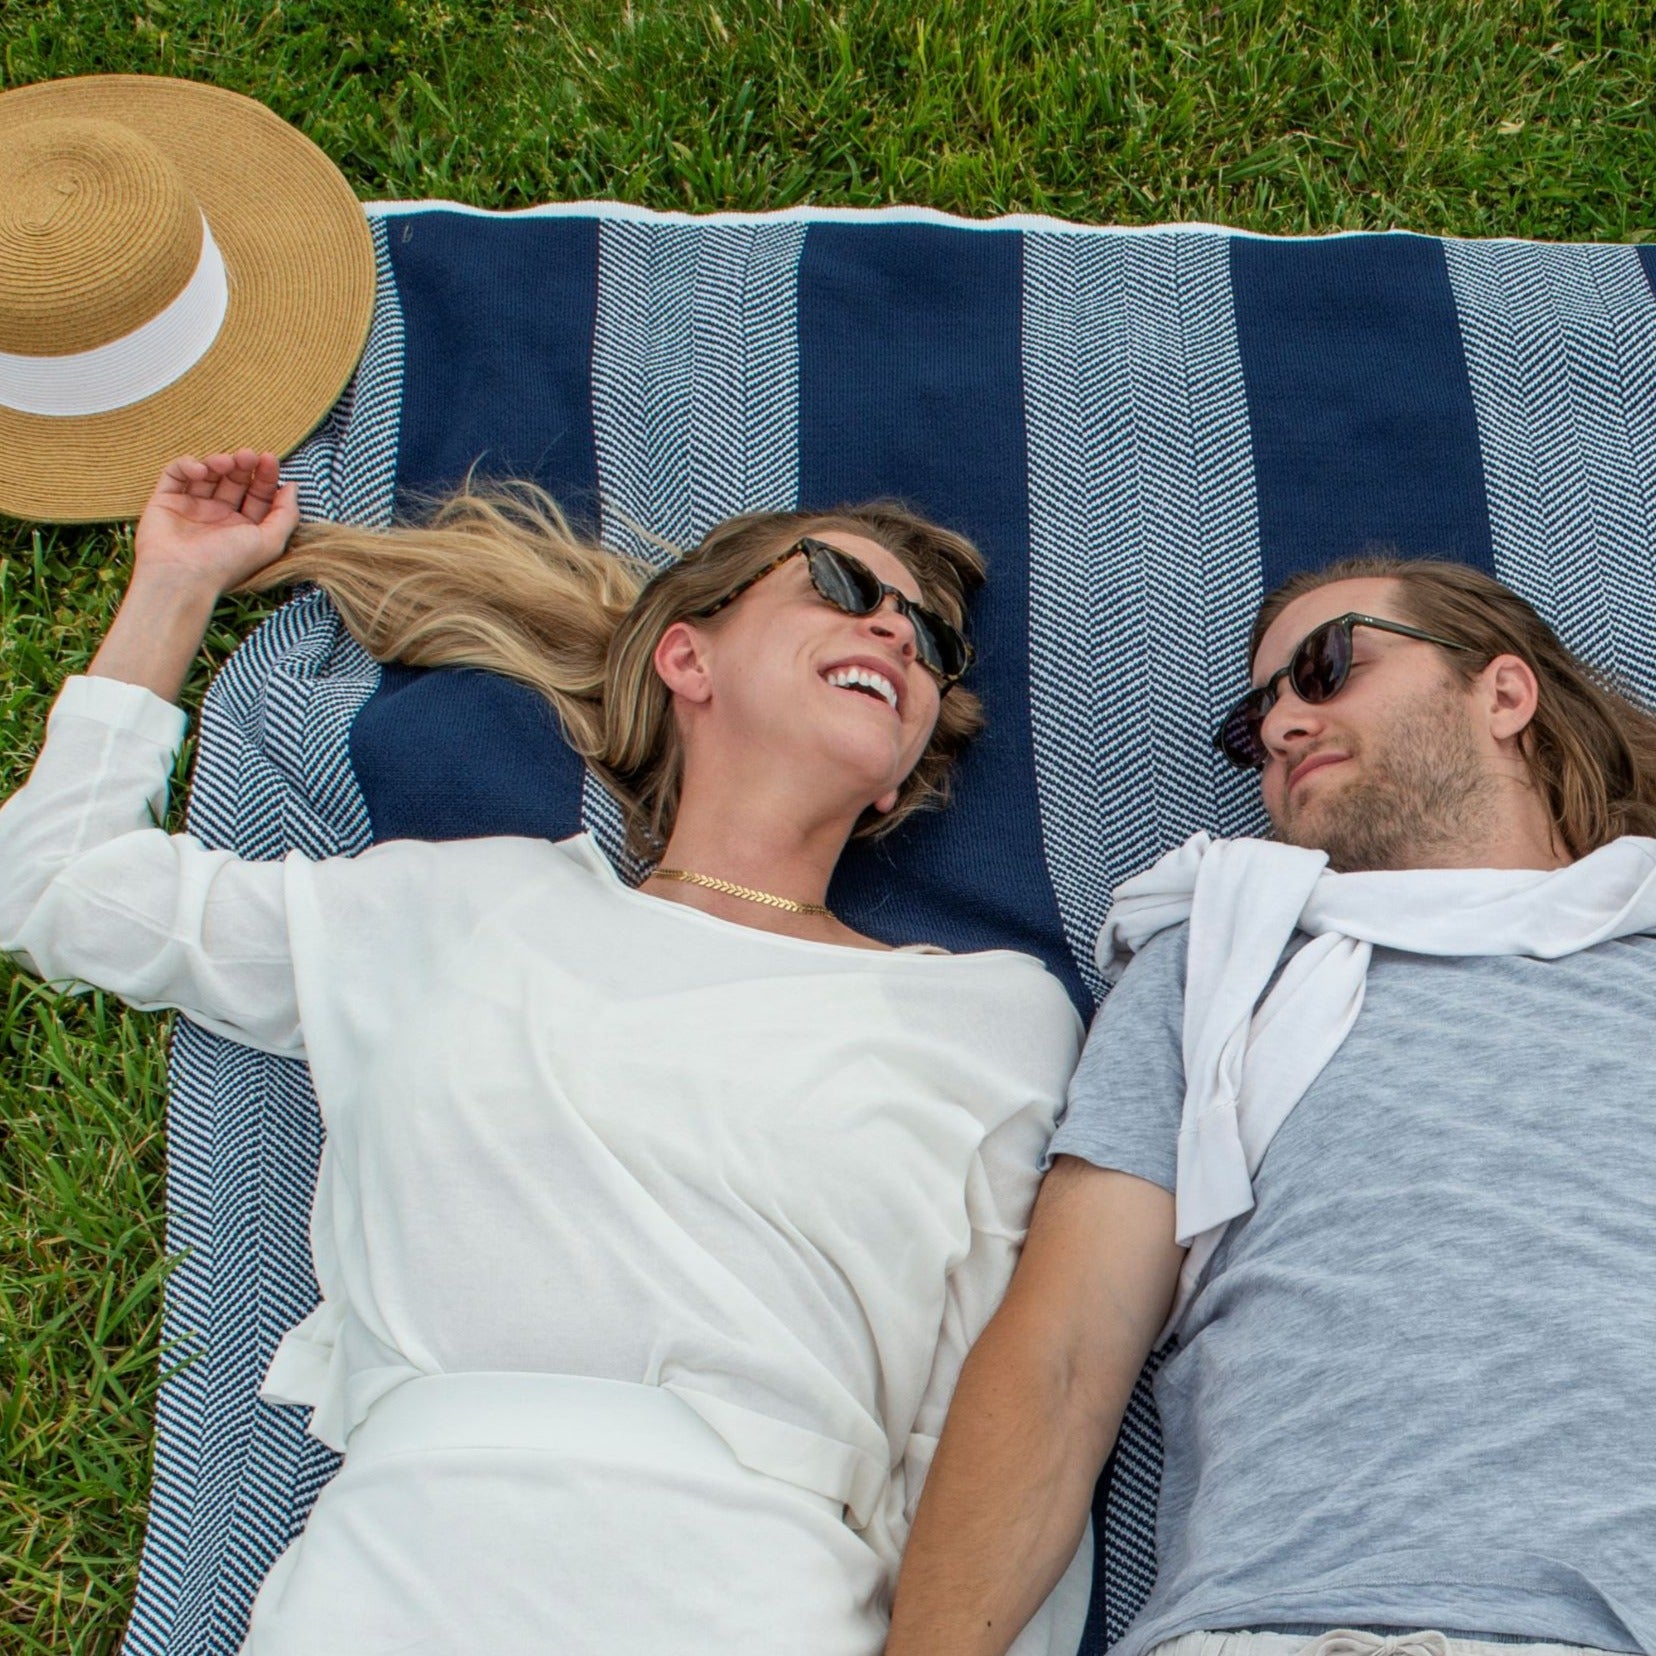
{"left": 886, "top": 1160, "right": 1183, "bottom": 1656}
{"left": 133, "top": 450, "right": 300, "bottom": 599}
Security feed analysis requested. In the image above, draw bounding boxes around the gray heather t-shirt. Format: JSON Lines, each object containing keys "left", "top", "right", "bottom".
{"left": 1050, "top": 924, "right": 1656, "bottom": 1656}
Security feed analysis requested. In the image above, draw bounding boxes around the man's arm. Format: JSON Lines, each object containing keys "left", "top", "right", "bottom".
{"left": 886, "top": 1156, "right": 1183, "bottom": 1656}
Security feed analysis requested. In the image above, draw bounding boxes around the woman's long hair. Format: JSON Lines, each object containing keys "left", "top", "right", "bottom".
{"left": 242, "top": 485, "right": 986, "bottom": 855}
{"left": 1251, "top": 556, "right": 1656, "bottom": 856}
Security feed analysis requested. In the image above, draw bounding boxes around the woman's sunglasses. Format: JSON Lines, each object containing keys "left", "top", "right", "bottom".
{"left": 696, "top": 537, "right": 976, "bottom": 689}
{"left": 1214, "top": 612, "right": 1475, "bottom": 771}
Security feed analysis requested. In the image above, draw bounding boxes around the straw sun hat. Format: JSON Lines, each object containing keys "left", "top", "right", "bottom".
{"left": 0, "top": 75, "right": 376, "bottom": 523}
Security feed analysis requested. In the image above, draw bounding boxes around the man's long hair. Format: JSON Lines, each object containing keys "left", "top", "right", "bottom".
{"left": 1251, "top": 556, "right": 1656, "bottom": 857}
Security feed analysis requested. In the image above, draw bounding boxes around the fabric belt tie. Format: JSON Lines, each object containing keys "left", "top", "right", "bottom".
{"left": 1301, "top": 1631, "right": 1454, "bottom": 1656}
{"left": 340, "top": 1371, "right": 858, "bottom": 1522}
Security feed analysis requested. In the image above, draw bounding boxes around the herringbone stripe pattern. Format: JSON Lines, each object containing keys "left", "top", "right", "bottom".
{"left": 1447, "top": 239, "right": 1656, "bottom": 702}
{"left": 584, "top": 216, "right": 806, "bottom": 867}
{"left": 1022, "top": 226, "right": 1264, "bottom": 1646}
{"left": 123, "top": 214, "right": 404, "bottom": 1656}
{"left": 1094, "top": 1347, "right": 1168, "bottom": 1650}
{"left": 1023, "top": 229, "right": 1265, "bottom": 1011}
{"left": 279, "top": 216, "right": 406, "bottom": 528}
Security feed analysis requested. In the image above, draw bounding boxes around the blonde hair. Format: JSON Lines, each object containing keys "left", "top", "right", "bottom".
{"left": 1251, "top": 556, "right": 1656, "bottom": 856}
{"left": 243, "top": 485, "right": 986, "bottom": 855}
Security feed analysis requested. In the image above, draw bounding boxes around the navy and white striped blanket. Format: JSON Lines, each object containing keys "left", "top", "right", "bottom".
{"left": 123, "top": 203, "right": 1656, "bottom": 1655}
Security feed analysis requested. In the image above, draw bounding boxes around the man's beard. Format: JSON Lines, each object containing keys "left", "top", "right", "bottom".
{"left": 1272, "top": 697, "right": 1500, "bottom": 872}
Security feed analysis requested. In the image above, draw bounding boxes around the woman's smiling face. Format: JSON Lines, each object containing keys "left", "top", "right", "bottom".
{"left": 667, "top": 529, "right": 945, "bottom": 817}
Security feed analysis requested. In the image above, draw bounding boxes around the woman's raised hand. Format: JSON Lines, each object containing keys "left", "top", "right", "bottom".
{"left": 87, "top": 451, "right": 301, "bottom": 704}
{"left": 134, "top": 450, "right": 301, "bottom": 598}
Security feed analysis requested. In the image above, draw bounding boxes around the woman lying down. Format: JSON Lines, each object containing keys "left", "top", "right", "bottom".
{"left": 0, "top": 450, "right": 1090, "bottom": 1655}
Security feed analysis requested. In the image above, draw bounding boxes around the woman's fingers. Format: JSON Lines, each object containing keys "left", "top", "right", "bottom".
{"left": 157, "top": 450, "right": 284, "bottom": 517}
{"left": 245, "top": 452, "right": 281, "bottom": 498}
{"left": 208, "top": 449, "right": 260, "bottom": 509}
{"left": 153, "top": 455, "right": 212, "bottom": 498}
{"left": 150, "top": 453, "right": 289, "bottom": 529}
{"left": 239, "top": 453, "right": 284, "bottom": 524}
{"left": 258, "top": 480, "right": 302, "bottom": 554}
{"left": 190, "top": 450, "right": 248, "bottom": 507}
{"left": 190, "top": 453, "right": 233, "bottom": 501}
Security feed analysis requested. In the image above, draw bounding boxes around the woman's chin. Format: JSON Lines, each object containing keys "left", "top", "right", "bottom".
{"left": 808, "top": 728, "right": 913, "bottom": 792}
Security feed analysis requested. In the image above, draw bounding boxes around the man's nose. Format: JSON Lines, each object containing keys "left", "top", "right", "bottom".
{"left": 1259, "top": 683, "right": 1324, "bottom": 757}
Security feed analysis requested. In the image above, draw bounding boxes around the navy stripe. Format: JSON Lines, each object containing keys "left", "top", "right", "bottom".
{"left": 362, "top": 213, "right": 605, "bottom": 844}
{"left": 352, "top": 665, "right": 587, "bottom": 843}
{"left": 1638, "top": 244, "right": 1656, "bottom": 301}
{"left": 796, "top": 224, "right": 1086, "bottom": 1011}
{"left": 1231, "top": 233, "right": 1496, "bottom": 593}
{"left": 387, "top": 212, "right": 601, "bottom": 510}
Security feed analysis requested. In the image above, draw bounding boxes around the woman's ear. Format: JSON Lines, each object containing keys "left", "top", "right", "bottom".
{"left": 653, "top": 621, "right": 713, "bottom": 704}
{"left": 872, "top": 787, "right": 900, "bottom": 815}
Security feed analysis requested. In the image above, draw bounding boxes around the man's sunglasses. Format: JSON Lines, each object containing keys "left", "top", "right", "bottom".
{"left": 1214, "top": 612, "right": 1475, "bottom": 771}
{"left": 696, "top": 537, "right": 976, "bottom": 689}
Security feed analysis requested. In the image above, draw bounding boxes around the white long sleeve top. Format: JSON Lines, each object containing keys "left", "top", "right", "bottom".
{"left": 0, "top": 674, "right": 1082, "bottom": 1577}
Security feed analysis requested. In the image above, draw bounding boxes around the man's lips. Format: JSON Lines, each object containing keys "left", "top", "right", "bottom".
{"left": 1287, "top": 751, "right": 1348, "bottom": 791}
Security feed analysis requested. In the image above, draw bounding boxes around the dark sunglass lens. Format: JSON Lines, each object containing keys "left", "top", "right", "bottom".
{"left": 1294, "top": 619, "right": 1350, "bottom": 703}
{"left": 808, "top": 542, "right": 969, "bottom": 679}
{"left": 805, "top": 544, "right": 883, "bottom": 614}
{"left": 909, "top": 609, "right": 967, "bottom": 679}
{"left": 1217, "top": 693, "right": 1270, "bottom": 770}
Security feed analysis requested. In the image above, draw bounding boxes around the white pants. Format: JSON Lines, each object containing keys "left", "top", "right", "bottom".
{"left": 242, "top": 1373, "right": 888, "bottom": 1655}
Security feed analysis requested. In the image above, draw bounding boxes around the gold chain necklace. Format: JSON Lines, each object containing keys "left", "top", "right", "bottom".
{"left": 651, "top": 868, "right": 833, "bottom": 916}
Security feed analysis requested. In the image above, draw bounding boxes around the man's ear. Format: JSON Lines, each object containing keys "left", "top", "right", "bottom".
{"left": 1483, "top": 652, "right": 1540, "bottom": 745}
{"left": 653, "top": 621, "right": 713, "bottom": 704}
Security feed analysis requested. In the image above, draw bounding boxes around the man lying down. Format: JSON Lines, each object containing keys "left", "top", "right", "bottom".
{"left": 890, "top": 555, "right": 1656, "bottom": 1656}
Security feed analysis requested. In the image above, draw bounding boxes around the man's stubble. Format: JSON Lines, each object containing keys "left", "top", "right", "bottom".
{"left": 1273, "top": 690, "right": 1501, "bottom": 873}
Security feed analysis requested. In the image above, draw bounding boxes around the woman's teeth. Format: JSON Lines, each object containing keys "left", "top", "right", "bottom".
{"left": 824, "top": 666, "right": 898, "bottom": 711}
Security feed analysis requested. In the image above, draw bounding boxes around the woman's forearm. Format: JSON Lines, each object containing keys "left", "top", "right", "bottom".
{"left": 87, "top": 569, "right": 220, "bottom": 706}
{"left": 0, "top": 677, "right": 304, "bottom": 1056}
{"left": 86, "top": 448, "right": 300, "bottom": 704}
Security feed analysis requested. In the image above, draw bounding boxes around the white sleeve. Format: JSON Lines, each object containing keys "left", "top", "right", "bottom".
{"left": 0, "top": 675, "right": 303, "bottom": 1058}
{"left": 900, "top": 1098, "right": 1050, "bottom": 1523}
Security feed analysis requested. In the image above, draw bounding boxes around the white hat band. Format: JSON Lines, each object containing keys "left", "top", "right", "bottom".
{"left": 0, "top": 215, "right": 228, "bottom": 417}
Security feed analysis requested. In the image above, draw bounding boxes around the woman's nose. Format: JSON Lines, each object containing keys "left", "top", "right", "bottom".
{"left": 865, "top": 602, "right": 917, "bottom": 657}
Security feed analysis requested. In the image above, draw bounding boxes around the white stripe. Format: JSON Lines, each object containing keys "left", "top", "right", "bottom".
{"left": 0, "top": 216, "right": 229, "bottom": 416}
{"left": 1446, "top": 238, "right": 1656, "bottom": 705}
{"left": 281, "top": 215, "right": 406, "bottom": 528}
{"left": 1022, "top": 230, "right": 1265, "bottom": 1005}
{"left": 583, "top": 217, "right": 805, "bottom": 877}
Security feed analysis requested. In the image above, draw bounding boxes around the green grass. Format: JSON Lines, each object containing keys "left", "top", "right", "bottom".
{"left": 5, "top": 0, "right": 1656, "bottom": 232}
{"left": 0, "top": 527, "right": 272, "bottom": 1652}
{"left": 3, "top": 0, "right": 1655, "bottom": 1645}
